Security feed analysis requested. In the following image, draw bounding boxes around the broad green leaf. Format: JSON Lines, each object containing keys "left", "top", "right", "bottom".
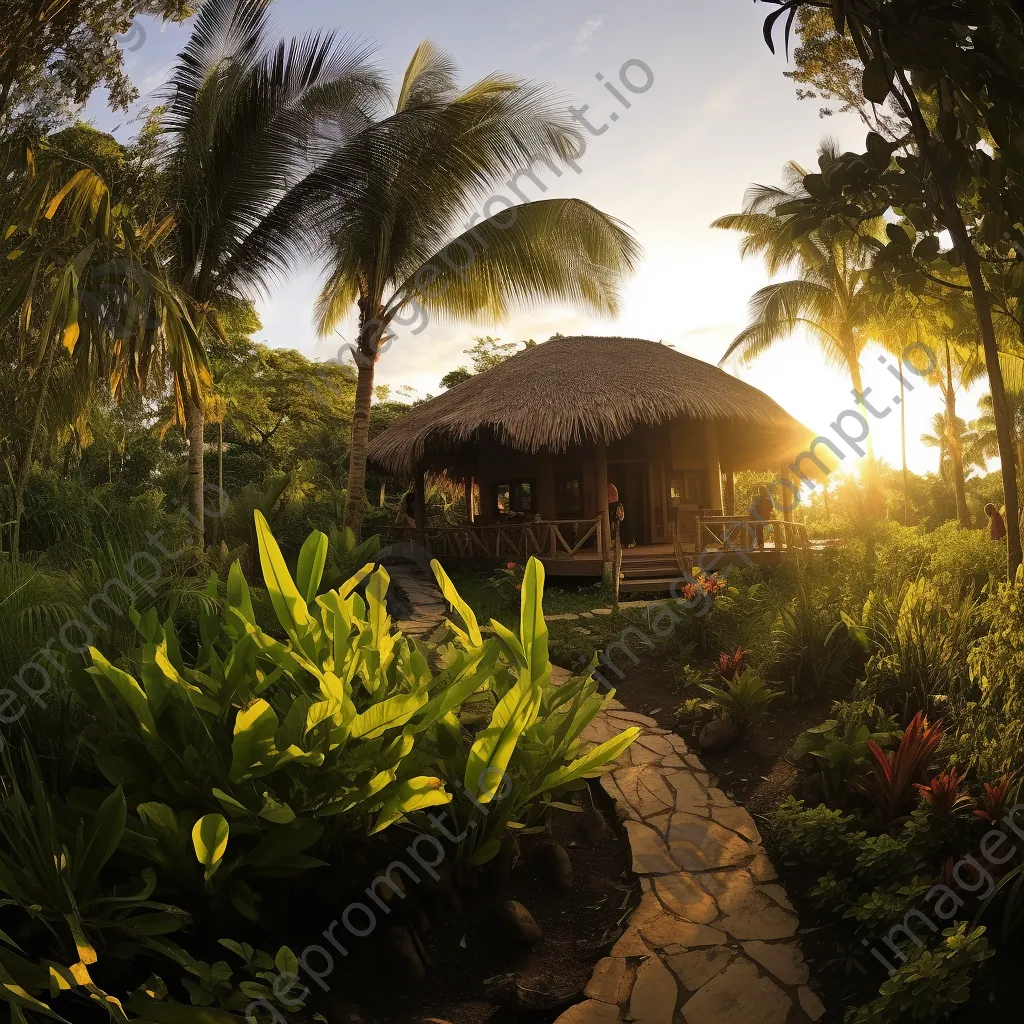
{"left": 296, "top": 531, "right": 328, "bottom": 606}
{"left": 257, "top": 794, "right": 296, "bottom": 824}
{"left": 465, "top": 675, "right": 541, "bottom": 804}
{"left": 212, "top": 790, "right": 250, "bottom": 820}
{"left": 519, "top": 557, "right": 549, "bottom": 682}
{"left": 432, "top": 559, "right": 482, "bottom": 646}
{"left": 229, "top": 700, "right": 279, "bottom": 782}
{"left": 488, "top": 619, "right": 527, "bottom": 669}
{"left": 370, "top": 777, "right": 451, "bottom": 834}
{"left": 527, "top": 727, "right": 640, "bottom": 799}
{"left": 192, "top": 815, "right": 230, "bottom": 881}
{"left": 349, "top": 691, "right": 429, "bottom": 740}
{"left": 87, "top": 650, "right": 156, "bottom": 738}
{"left": 254, "top": 511, "right": 315, "bottom": 647}
{"left": 226, "top": 561, "right": 255, "bottom": 625}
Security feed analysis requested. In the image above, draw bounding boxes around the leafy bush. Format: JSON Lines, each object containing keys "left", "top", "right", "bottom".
{"left": 699, "top": 666, "right": 780, "bottom": 731}
{"left": 847, "top": 577, "right": 980, "bottom": 719}
{"left": 845, "top": 924, "right": 994, "bottom": 1023}
{"left": 772, "top": 797, "right": 866, "bottom": 868}
{"left": 790, "top": 700, "right": 901, "bottom": 806}
{"left": 70, "top": 515, "right": 637, "bottom": 914}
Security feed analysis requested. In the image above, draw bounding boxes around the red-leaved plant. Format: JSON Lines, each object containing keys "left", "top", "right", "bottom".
{"left": 717, "top": 647, "right": 748, "bottom": 682}
{"left": 975, "top": 775, "right": 1015, "bottom": 824}
{"left": 861, "top": 712, "right": 944, "bottom": 822}
{"left": 915, "top": 766, "right": 973, "bottom": 820}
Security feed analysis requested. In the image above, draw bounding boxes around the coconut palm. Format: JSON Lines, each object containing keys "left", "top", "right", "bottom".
{"left": 158, "top": 0, "right": 383, "bottom": 542}
{"left": 921, "top": 412, "right": 981, "bottom": 480}
{"left": 974, "top": 388, "right": 1024, "bottom": 484}
{"left": 713, "top": 139, "right": 887, "bottom": 500}
{"left": 303, "top": 42, "right": 641, "bottom": 535}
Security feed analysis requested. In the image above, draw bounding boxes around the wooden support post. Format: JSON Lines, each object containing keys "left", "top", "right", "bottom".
{"left": 724, "top": 467, "right": 736, "bottom": 517}
{"left": 705, "top": 422, "right": 724, "bottom": 513}
{"left": 465, "top": 476, "right": 475, "bottom": 523}
{"left": 595, "top": 437, "right": 611, "bottom": 564}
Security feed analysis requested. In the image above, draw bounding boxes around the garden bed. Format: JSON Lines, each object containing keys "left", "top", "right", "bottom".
{"left": 318, "top": 786, "right": 635, "bottom": 1024}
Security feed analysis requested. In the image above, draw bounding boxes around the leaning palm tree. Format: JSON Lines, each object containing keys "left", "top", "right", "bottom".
{"left": 303, "top": 42, "right": 641, "bottom": 536}
{"left": 713, "top": 139, "right": 887, "bottom": 500}
{"left": 158, "top": 0, "right": 383, "bottom": 542}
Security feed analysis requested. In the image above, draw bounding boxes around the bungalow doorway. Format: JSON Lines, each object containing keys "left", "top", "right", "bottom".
{"left": 609, "top": 462, "right": 650, "bottom": 546}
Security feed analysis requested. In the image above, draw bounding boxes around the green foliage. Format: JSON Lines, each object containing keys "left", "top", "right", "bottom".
{"left": 699, "top": 667, "right": 780, "bottom": 731}
{"left": 844, "top": 924, "right": 994, "bottom": 1024}
{"left": 845, "top": 577, "right": 980, "bottom": 718}
{"left": 182, "top": 941, "right": 303, "bottom": 1014}
{"left": 790, "top": 699, "right": 901, "bottom": 805}
{"left": 772, "top": 797, "right": 866, "bottom": 868}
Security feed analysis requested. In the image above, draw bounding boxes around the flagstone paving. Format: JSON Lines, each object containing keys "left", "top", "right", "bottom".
{"left": 390, "top": 564, "right": 826, "bottom": 1024}
{"left": 561, "top": 697, "right": 826, "bottom": 1024}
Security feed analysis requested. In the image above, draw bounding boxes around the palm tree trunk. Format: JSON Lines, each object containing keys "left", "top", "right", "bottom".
{"left": 11, "top": 339, "right": 59, "bottom": 562}
{"left": 848, "top": 357, "right": 882, "bottom": 515}
{"left": 343, "top": 346, "right": 377, "bottom": 537}
{"left": 186, "top": 398, "right": 206, "bottom": 546}
{"left": 894, "top": 67, "right": 1022, "bottom": 578}
{"left": 944, "top": 344, "right": 970, "bottom": 528}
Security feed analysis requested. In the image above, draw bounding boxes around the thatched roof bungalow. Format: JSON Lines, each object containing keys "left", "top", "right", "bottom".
{"left": 370, "top": 336, "right": 815, "bottom": 576}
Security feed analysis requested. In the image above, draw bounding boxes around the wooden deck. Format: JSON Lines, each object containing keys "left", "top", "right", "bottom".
{"left": 391, "top": 515, "right": 826, "bottom": 583}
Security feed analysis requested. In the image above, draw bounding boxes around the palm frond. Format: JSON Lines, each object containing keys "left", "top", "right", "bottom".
{"left": 387, "top": 198, "right": 640, "bottom": 324}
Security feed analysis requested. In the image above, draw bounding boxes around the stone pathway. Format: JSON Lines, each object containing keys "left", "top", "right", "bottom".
{"left": 392, "top": 566, "right": 824, "bottom": 1024}
{"left": 565, "top": 703, "right": 825, "bottom": 1024}
{"left": 385, "top": 562, "right": 448, "bottom": 637}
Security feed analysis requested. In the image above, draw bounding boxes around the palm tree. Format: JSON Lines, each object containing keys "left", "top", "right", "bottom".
{"left": 713, "top": 140, "right": 887, "bottom": 502}
{"left": 302, "top": 42, "right": 641, "bottom": 536}
{"left": 0, "top": 159, "right": 197, "bottom": 559}
{"left": 158, "top": 0, "right": 383, "bottom": 542}
{"left": 921, "top": 411, "right": 981, "bottom": 479}
{"left": 974, "top": 388, "right": 1024, "bottom": 484}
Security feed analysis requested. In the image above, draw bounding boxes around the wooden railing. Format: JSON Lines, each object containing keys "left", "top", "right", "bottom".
{"left": 696, "top": 514, "right": 810, "bottom": 552}
{"left": 393, "top": 517, "right": 605, "bottom": 560}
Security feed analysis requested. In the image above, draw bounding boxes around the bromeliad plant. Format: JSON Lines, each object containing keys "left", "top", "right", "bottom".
{"left": 859, "top": 713, "right": 945, "bottom": 824}
{"left": 699, "top": 667, "right": 780, "bottom": 732}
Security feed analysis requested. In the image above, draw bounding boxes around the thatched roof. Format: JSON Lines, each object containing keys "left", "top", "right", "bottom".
{"left": 369, "top": 336, "right": 813, "bottom": 474}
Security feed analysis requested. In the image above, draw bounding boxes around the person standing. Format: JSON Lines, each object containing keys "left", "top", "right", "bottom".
{"left": 607, "top": 482, "right": 623, "bottom": 541}
{"left": 986, "top": 502, "right": 1007, "bottom": 542}
{"left": 752, "top": 484, "right": 774, "bottom": 549}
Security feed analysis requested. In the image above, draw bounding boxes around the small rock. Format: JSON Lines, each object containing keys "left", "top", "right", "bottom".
{"left": 581, "top": 804, "right": 612, "bottom": 844}
{"left": 495, "top": 900, "right": 543, "bottom": 944}
{"left": 698, "top": 719, "right": 739, "bottom": 752}
{"left": 536, "top": 842, "right": 573, "bottom": 890}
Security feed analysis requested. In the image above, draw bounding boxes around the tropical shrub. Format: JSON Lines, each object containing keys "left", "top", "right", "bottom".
{"left": 772, "top": 581, "right": 852, "bottom": 697}
{"left": 772, "top": 797, "right": 867, "bottom": 868}
{"left": 699, "top": 666, "right": 780, "bottom": 731}
{"left": 845, "top": 578, "right": 979, "bottom": 719}
{"left": 69, "top": 515, "right": 637, "bottom": 916}
{"left": 790, "top": 699, "right": 901, "bottom": 806}
{"left": 0, "top": 751, "right": 201, "bottom": 1022}
{"left": 844, "top": 924, "right": 993, "bottom": 1024}
{"left": 858, "top": 713, "right": 944, "bottom": 824}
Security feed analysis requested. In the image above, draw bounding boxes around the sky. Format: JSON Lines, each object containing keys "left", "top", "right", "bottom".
{"left": 84, "top": 0, "right": 987, "bottom": 475}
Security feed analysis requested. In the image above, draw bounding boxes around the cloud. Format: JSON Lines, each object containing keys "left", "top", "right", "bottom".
{"left": 572, "top": 15, "right": 607, "bottom": 53}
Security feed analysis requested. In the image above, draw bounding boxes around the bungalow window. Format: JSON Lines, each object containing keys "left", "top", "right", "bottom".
{"left": 555, "top": 475, "right": 583, "bottom": 518}
{"left": 495, "top": 480, "right": 534, "bottom": 516}
{"left": 670, "top": 471, "right": 709, "bottom": 508}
